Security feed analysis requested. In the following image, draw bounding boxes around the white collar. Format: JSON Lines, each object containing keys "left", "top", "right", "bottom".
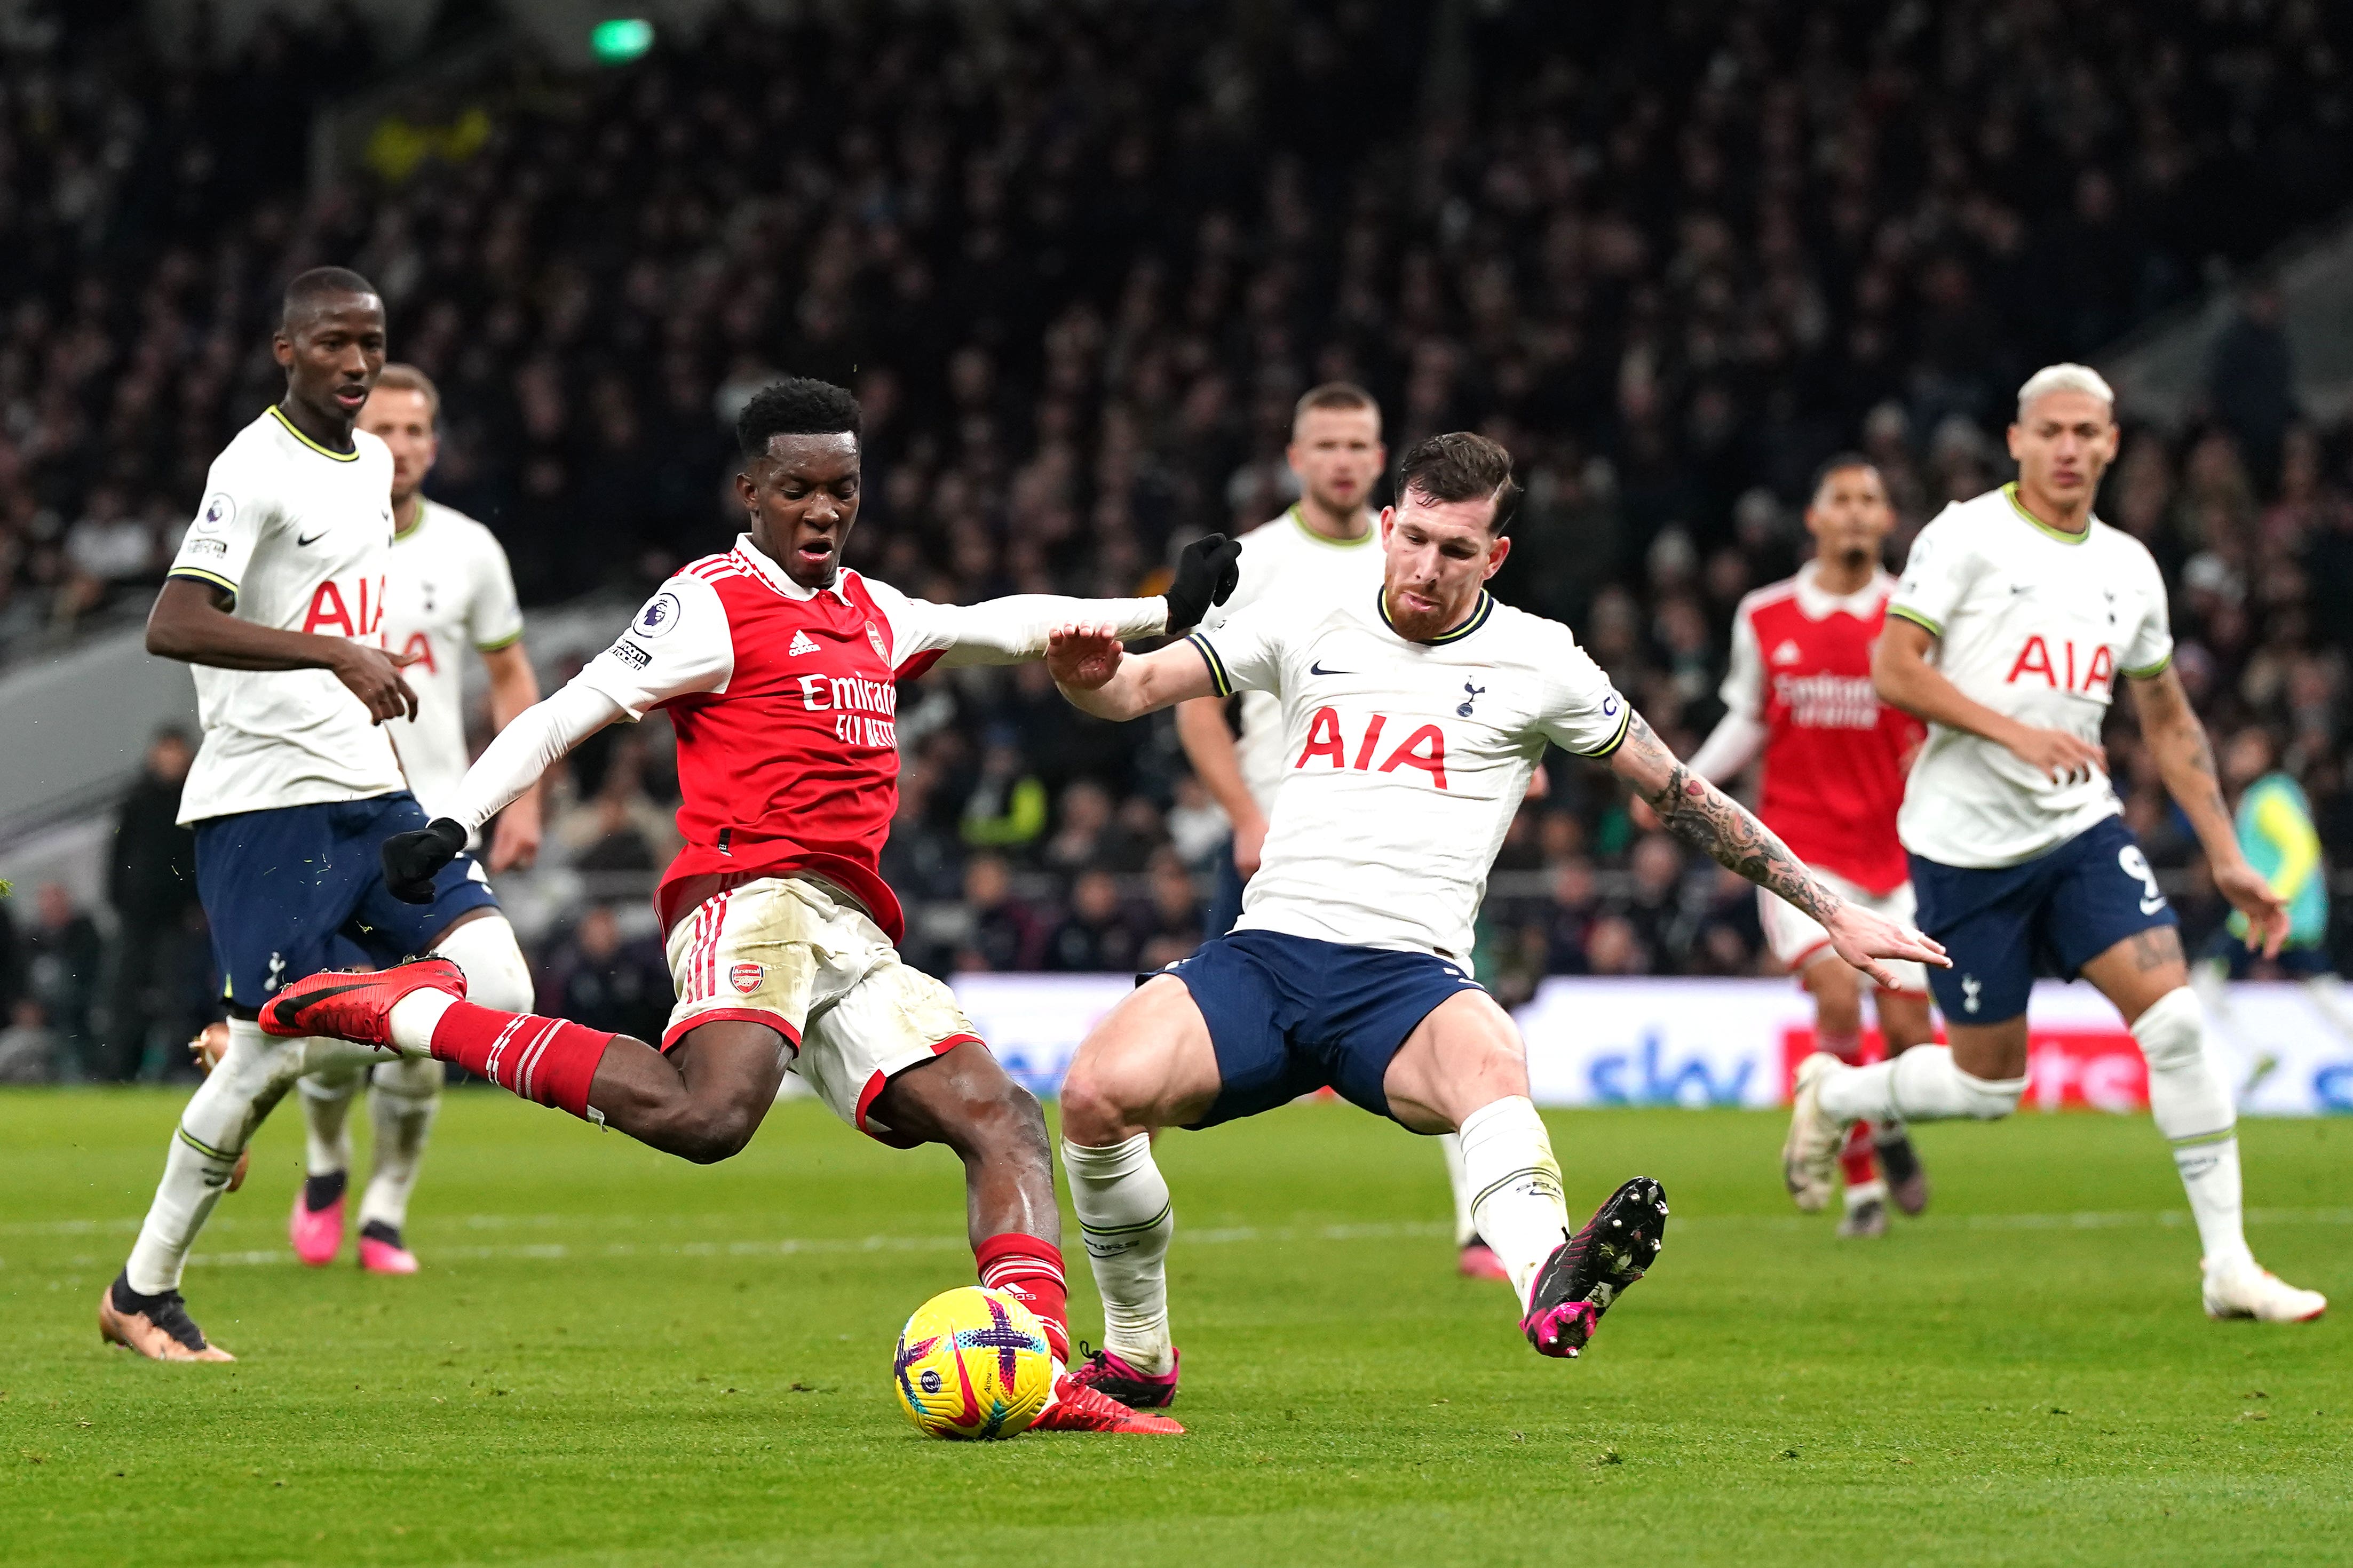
{"left": 1792, "top": 559, "right": 1892, "bottom": 620}
{"left": 733, "top": 533, "right": 855, "bottom": 603}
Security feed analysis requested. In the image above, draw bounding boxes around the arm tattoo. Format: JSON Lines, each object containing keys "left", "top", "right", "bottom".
{"left": 1619, "top": 715, "right": 1841, "bottom": 923}
{"left": 2142, "top": 668, "right": 2229, "bottom": 822}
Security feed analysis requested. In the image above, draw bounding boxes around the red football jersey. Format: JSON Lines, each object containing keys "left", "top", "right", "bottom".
{"left": 1721, "top": 565, "right": 1923, "bottom": 894}
{"left": 575, "top": 545, "right": 947, "bottom": 942}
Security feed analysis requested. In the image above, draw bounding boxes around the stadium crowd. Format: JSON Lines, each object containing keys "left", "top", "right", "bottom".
{"left": 3, "top": 0, "right": 2351, "bottom": 1076}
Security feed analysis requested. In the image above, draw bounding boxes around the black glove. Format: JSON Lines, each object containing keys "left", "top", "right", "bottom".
{"left": 382, "top": 817, "right": 468, "bottom": 905}
{"left": 1163, "top": 532, "right": 1242, "bottom": 631}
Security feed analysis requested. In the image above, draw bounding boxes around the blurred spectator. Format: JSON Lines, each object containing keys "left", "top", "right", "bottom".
{"left": 2207, "top": 286, "right": 2297, "bottom": 491}
{"left": 0, "top": 998, "right": 57, "bottom": 1084}
{"left": 539, "top": 905, "right": 672, "bottom": 1044}
{"left": 1045, "top": 870, "right": 1146, "bottom": 974}
{"left": 1138, "top": 848, "right": 1204, "bottom": 970}
{"left": 961, "top": 737, "right": 1048, "bottom": 856}
{"left": 957, "top": 855, "right": 1042, "bottom": 973}
{"left": 551, "top": 733, "right": 678, "bottom": 872}
{"left": 103, "top": 726, "right": 203, "bottom": 1080}
{"left": 23, "top": 882, "right": 102, "bottom": 1073}
{"left": 1164, "top": 775, "right": 1230, "bottom": 871}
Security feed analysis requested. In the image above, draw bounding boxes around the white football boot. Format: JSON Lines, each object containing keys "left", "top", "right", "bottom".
{"left": 1781, "top": 1052, "right": 1845, "bottom": 1213}
{"left": 2203, "top": 1259, "right": 2327, "bottom": 1323}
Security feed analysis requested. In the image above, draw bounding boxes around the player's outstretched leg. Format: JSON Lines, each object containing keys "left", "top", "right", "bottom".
{"left": 1788, "top": 1042, "right": 2024, "bottom": 1211}
{"left": 1383, "top": 990, "right": 1666, "bottom": 1359}
{"left": 105, "top": 1020, "right": 378, "bottom": 1361}
{"left": 1058, "top": 976, "right": 1217, "bottom": 1411}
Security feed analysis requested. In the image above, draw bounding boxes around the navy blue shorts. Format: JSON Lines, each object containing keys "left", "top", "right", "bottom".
{"left": 193, "top": 792, "right": 498, "bottom": 1009}
{"left": 1910, "top": 815, "right": 2176, "bottom": 1026}
{"left": 1165, "top": 929, "right": 1486, "bottom": 1128}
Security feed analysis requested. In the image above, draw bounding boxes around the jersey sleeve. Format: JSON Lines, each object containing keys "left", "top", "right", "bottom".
{"left": 1717, "top": 600, "right": 1765, "bottom": 717}
{"left": 463, "top": 527, "right": 526, "bottom": 652}
{"left": 1195, "top": 524, "right": 1280, "bottom": 634}
{"left": 861, "top": 573, "right": 1169, "bottom": 675}
{"left": 2119, "top": 550, "right": 2175, "bottom": 679}
{"left": 167, "top": 448, "right": 273, "bottom": 604}
{"left": 1886, "top": 511, "right": 1974, "bottom": 638}
{"left": 1534, "top": 626, "right": 1633, "bottom": 758}
{"left": 574, "top": 574, "right": 735, "bottom": 718}
{"left": 1184, "top": 599, "right": 1286, "bottom": 697}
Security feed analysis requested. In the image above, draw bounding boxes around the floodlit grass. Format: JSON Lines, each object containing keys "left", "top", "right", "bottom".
{"left": 1, "top": 1089, "right": 2343, "bottom": 1566}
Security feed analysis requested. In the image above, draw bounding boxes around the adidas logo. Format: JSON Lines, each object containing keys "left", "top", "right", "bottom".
{"left": 787, "top": 630, "right": 819, "bottom": 657}
{"left": 1771, "top": 639, "right": 1803, "bottom": 665}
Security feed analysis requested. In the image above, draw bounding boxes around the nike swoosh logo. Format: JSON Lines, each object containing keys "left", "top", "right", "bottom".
{"left": 296, "top": 531, "right": 327, "bottom": 546}
{"left": 1309, "top": 660, "right": 1353, "bottom": 675}
{"left": 263, "top": 977, "right": 376, "bottom": 1026}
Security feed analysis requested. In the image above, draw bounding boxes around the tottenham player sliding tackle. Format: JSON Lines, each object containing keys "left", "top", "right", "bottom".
{"left": 1787, "top": 364, "right": 2324, "bottom": 1323}
{"left": 266, "top": 377, "right": 1245, "bottom": 1433}
{"left": 1041, "top": 433, "right": 1947, "bottom": 1410}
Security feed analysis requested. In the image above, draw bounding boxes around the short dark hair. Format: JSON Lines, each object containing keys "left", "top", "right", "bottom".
{"left": 1810, "top": 452, "right": 1880, "bottom": 500}
{"left": 736, "top": 377, "right": 862, "bottom": 464}
{"left": 373, "top": 363, "right": 441, "bottom": 423}
{"left": 281, "top": 266, "right": 379, "bottom": 331}
{"left": 1293, "top": 381, "right": 1378, "bottom": 433}
{"left": 1396, "top": 431, "right": 1521, "bottom": 534}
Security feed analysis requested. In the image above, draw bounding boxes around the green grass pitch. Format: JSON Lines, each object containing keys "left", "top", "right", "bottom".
{"left": 2, "top": 1089, "right": 2344, "bottom": 1566}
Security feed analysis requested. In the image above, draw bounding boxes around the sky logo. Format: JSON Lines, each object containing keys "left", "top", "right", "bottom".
{"left": 1587, "top": 1031, "right": 1755, "bottom": 1107}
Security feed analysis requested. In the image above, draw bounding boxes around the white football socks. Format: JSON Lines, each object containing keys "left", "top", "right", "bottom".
{"left": 387, "top": 989, "right": 457, "bottom": 1056}
{"left": 126, "top": 1021, "right": 369, "bottom": 1294}
{"left": 298, "top": 1062, "right": 365, "bottom": 1177}
{"left": 2132, "top": 987, "right": 2253, "bottom": 1273}
{"left": 361, "top": 1055, "right": 445, "bottom": 1233}
{"left": 1457, "top": 1095, "right": 1569, "bottom": 1312}
{"left": 1060, "top": 1133, "right": 1175, "bottom": 1374}
{"left": 1817, "top": 1045, "right": 2024, "bottom": 1123}
{"left": 1438, "top": 1131, "right": 1478, "bottom": 1247}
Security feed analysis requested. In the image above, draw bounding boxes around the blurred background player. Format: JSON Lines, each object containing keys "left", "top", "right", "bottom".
{"left": 102, "top": 269, "right": 535, "bottom": 1361}
{"left": 1176, "top": 384, "right": 1502, "bottom": 1281}
{"left": 1786, "top": 365, "right": 2325, "bottom": 1323}
{"left": 1685, "top": 457, "right": 1934, "bottom": 1237}
{"left": 285, "top": 363, "right": 543, "bottom": 1275}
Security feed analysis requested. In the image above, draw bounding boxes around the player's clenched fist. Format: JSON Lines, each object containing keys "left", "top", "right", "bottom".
{"left": 1047, "top": 625, "right": 1124, "bottom": 690}
{"left": 382, "top": 816, "right": 468, "bottom": 904}
{"left": 1162, "top": 532, "right": 1241, "bottom": 630}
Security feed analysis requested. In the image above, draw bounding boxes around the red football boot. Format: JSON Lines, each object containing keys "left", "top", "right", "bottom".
{"left": 258, "top": 958, "right": 466, "bottom": 1047}
{"left": 1028, "top": 1373, "right": 1185, "bottom": 1435}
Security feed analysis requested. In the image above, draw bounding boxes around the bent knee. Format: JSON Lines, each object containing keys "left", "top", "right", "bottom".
{"left": 659, "top": 1099, "right": 763, "bottom": 1164}
{"left": 1057, "top": 1057, "right": 1140, "bottom": 1143}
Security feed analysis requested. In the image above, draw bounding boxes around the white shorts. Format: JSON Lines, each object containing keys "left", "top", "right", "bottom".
{"left": 663, "top": 874, "right": 982, "bottom": 1137}
{"left": 1758, "top": 869, "right": 1928, "bottom": 997}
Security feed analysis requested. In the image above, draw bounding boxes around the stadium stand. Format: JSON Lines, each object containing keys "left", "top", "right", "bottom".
{"left": 3, "top": 2, "right": 2350, "bottom": 1073}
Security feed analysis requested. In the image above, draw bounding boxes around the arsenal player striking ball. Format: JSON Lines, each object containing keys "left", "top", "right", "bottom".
{"left": 891, "top": 1286, "right": 1055, "bottom": 1440}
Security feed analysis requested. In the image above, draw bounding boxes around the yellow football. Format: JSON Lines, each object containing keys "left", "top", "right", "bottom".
{"left": 892, "top": 1285, "right": 1055, "bottom": 1440}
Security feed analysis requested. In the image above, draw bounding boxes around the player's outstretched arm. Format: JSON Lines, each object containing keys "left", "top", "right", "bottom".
{"left": 1047, "top": 626, "right": 1222, "bottom": 721}
{"left": 2129, "top": 664, "right": 2288, "bottom": 956}
{"left": 1607, "top": 711, "right": 1948, "bottom": 988}
{"left": 381, "top": 681, "right": 624, "bottom": 902}
{"left": 901, "top": 534, "right": 1243, "bottom": 670}
{"left": 1872, "top": 618, "right": 2103, "bottom": 783}
{"left": 146, "top": 576, "right": 419, "bottom": 725}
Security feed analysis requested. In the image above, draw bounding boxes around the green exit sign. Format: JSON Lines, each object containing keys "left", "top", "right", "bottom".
{"left": 590, "top": 19, "right": 655, "bottom": 64}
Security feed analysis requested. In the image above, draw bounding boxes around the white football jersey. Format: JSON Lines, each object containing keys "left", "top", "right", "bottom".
{"left": 1888, "top": 482, "right": 2174, "bottom": 869}
{"left": 1189, "top": 587, "right": 1631, "bottom": 965}
{"left": 166, "top": 407, "right": 405, "bottom": 825}
{"left": 1197, "top": 505, "right": 1386, "bottom": 811}
{"left": 383, "top": 500, "right": 526, "bottom": 817}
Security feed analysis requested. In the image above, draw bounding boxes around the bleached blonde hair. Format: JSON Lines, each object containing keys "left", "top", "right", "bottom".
{"left": 2015, "top": 363, "right": 2114, "bottom": 423}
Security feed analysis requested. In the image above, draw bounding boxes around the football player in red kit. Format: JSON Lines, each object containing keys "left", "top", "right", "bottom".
{"left": 1687, "top": 457, "right": 1935, "bottom": 1235}
{"left": 264, "top": 378, "right": 1241, "bottom": 1432}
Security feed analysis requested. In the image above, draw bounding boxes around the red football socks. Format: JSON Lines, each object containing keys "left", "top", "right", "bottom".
{"left": 429, "top": 1002, "right": 611, "bottom": 1120}
{"left": 977, "top": 1232, "right": 1071, "bottom": 1363}
{"left": 1839, "top": 1117, "right": 1880, "bottom": 1189}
